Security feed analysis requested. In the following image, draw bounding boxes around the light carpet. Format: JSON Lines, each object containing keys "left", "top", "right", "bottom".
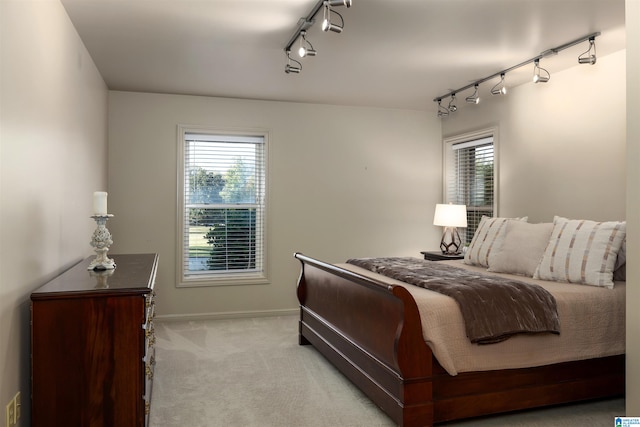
{"left": 149, "top": 315, "right": 624, "bottom": 427}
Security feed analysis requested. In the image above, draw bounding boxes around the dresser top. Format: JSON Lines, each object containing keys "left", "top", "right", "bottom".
{"left": 31, "top": 253, "right": 158, "bottom": 300}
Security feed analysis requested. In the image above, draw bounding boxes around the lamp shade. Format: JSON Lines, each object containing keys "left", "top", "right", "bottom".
{"left": 433, "top": 204, "right": 467, "bottom": 227}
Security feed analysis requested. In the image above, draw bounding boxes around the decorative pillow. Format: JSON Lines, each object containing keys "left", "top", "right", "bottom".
{"left": 613, "top": 238, "right": 626, "bottom": 281}
{"left": 533, "top": 216, "right": 626, "bottom": 289}
{"left": 464, "top": 216, "right": 528, "bottom": 268}
{"left": 488, "top": 221, "right": 553, "bottom": 277}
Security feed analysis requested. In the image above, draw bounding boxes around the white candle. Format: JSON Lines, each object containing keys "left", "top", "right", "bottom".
{"left": 93, "top": 191, "right": 108, "bottom": 215}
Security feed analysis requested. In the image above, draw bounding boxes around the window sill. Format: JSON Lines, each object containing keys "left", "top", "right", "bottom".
{"left": 177, "top": 273, "right": 269, "bottom": 288}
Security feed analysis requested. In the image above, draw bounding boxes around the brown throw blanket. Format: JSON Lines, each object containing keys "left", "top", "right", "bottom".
{"left": 347, "top": 257, "right": 560, "bottom": 344}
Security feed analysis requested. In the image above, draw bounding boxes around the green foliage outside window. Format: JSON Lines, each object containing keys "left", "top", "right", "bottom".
{"left": 204, "top": 208, "right": 256, "bottom": 270}
{"left": 187, "top": 158, "right": 258, "bottom": 271}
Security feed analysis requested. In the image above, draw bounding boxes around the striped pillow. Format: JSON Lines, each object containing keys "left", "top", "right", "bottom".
{"left": 464, "top": 216, "right": 527, "bottom": 267}
{"left": 533, "top": 216, "right": 626, "bottom": 288}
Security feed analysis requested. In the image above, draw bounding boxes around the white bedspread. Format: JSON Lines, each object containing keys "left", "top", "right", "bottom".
{"left": 340, "top": 260, "right": 625, "bottom": 376}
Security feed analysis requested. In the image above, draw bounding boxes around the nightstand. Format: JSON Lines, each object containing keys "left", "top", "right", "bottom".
{"left": 420, "top": 251, "right": 464, "bottom": 261}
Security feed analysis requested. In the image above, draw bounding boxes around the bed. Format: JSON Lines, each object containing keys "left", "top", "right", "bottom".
{"left": 294, "top": 216, "right": 626, "bottom": 426}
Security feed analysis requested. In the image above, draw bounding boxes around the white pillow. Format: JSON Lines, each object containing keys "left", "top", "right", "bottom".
{"left": 613, "top": 238, "right": 626, "bottom": 281}
{"left": 464, "top": 216, "right": 528, "bottom": 268}
{"left": 488, "top": 221, "right": 553, "bottom": 277}
{"left": 533, "top": 216, "right": 626, "bottom": 289}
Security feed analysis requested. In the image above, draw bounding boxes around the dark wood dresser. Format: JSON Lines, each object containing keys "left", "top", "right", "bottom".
{"left": 31, "top": 253, "right": 158, "bottom": 427}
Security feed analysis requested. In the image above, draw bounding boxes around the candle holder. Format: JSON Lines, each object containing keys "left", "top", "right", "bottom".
{"left": 88, "top": 214, "right": 116, "bottom": 270}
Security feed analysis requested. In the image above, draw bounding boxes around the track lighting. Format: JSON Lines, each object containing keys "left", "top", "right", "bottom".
{"left": 448, "top": 94, "right": 458, "bottom": 112}
{"left": 490, "top": 73, "right": 507, "bottom": 95}
{"left": 322, "top": 1, "right": 345, "bottom": 33}
{"left": 285, "top": 51, "right": 302, "bottom": 74}
{"left": 578, "top": 37, "right": 597, "bottom": 65}
{"left": 437, "top": 99, "right": 449, "bottom": 118}
{"left": 433, "top": 32, "right": 600, "bottom": 111}
{"left": 298, "top": 31, "right": 317, "bottom": 58}
{"left": 283, "top": 0, "right": 353, "bottom": 75}
{"left": 465, "top": 85, "right": 480, "bottom": 104}
{"left": 533, "top": 59, "right": 550, "bottom": 83}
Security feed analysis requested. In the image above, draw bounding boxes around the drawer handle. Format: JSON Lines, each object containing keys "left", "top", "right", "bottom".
{"left": 145, "top": 322, "right": 154, "bottom": 338}
{"left": 145, "top": 293, "right": 156, "bottom": 309}
{"left": 146, "top": 364, "right": 154, "bottom": 380}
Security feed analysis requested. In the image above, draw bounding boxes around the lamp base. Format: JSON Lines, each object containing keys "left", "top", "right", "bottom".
{"left": 440, "top": 226, "right": 462, "bottom": 255}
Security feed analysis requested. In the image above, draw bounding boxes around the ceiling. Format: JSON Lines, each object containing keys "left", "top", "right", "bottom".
{"left": 61, "top": 0, "right": 626, "bottom": 113}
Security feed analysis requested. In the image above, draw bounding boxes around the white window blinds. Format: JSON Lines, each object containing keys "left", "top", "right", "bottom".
{"left": 445, "top": 135, "right": 495, "bottom": 244}
{"left": 180, "top": 131, "right": 266, "bottom": 283}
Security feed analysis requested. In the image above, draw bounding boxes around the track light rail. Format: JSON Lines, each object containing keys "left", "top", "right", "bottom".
{"left": 284, "top": 0, "right": 326, "bottom": 54}
{"left": 433, "top": 31, "right": 600, "bottom": 102}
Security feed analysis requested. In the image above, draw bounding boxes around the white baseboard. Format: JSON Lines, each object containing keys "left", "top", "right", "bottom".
{"left": 155, "top": 308, "right": 299, "bottom": 322}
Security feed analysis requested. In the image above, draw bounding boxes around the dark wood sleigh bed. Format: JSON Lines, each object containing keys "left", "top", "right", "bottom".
{"left": 294, "top": 252, "right": 625, "bottom": 427}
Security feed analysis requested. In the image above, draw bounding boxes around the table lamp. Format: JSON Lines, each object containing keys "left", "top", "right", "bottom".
{"left": 433, "top": 203, "right": 467, "bottom": 255}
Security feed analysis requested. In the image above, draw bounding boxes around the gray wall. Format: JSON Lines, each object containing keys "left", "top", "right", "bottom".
{"left": 107, "top": 93, "right": 443, "bottom": 318}
{"left": 0, "top": 0, "right": 108, "bottom": 422}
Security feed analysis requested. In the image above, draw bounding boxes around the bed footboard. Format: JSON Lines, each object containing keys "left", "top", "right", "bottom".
{"left": 294, "top": 253, "right": 434, "bottom": 427}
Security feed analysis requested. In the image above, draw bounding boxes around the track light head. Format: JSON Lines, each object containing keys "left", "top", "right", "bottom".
{"left": 322, "top": 21, "right": 343, "bottom": 33}
{"left": 465, "top": 85, "right": 480, "bottom": 104}
{"left": 285, "top": 51, "right": 302, "bottom": 74}
{"left": 578, "top": 37, "right": 597, "bottom": 65}
{"left": 299, "top": 47, "right": 317, "bottom": 57}
{"left": 322, "top": 2, "right": 345, "bottom": 33}
{"left": 578, "top": 56, "right": 596, "bottom": 65}
{"left": 327, "top": 0, "right": 352, "bottom": 7}
{"left": 285, "top": 64, "right": 301, "bottom": 74}
{"left": 298, "top": 31, "right": 317, "bottom": 57}
{"left": 437, "top": 99, "right": 449, "bottom": 118}
{"left": 490, "top": 73, "right": 507, "bottom": 95}
{"left": 448, "top": 94, "right": 458, "bottom": 112}
{"left": 533, "top": 59, "right": 550, "bottom": 83}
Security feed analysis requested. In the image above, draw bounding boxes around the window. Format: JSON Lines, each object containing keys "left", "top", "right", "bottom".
{"left": 177, "top": 127, "right": 267, "bottom": 286}
{"left": 443, "top": 129, "right": 496, "bottom": 245}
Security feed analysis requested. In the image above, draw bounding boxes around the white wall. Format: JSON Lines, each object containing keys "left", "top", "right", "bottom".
{"left": 626, "top": 0, "right": 640, "bottom": 415}
{"left": 0, "top": 0, "right": 108, "bottom": 423}
{"left": 108, "top": 92, "right": 442, "bottom": 318}
{"left": 442, "top": 50, "right": 626, "bottom": 223}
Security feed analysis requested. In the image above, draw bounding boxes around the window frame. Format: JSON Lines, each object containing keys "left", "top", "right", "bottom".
{"left": 176, "top": 125, "right": 269, "bottom": 288}
{"left": 442, "top": 127, "right": 499, "bottom": 245}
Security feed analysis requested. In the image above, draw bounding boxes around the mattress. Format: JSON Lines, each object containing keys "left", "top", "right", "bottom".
{"left": 340, "top": 259, "right": 625, "bottom": 376}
